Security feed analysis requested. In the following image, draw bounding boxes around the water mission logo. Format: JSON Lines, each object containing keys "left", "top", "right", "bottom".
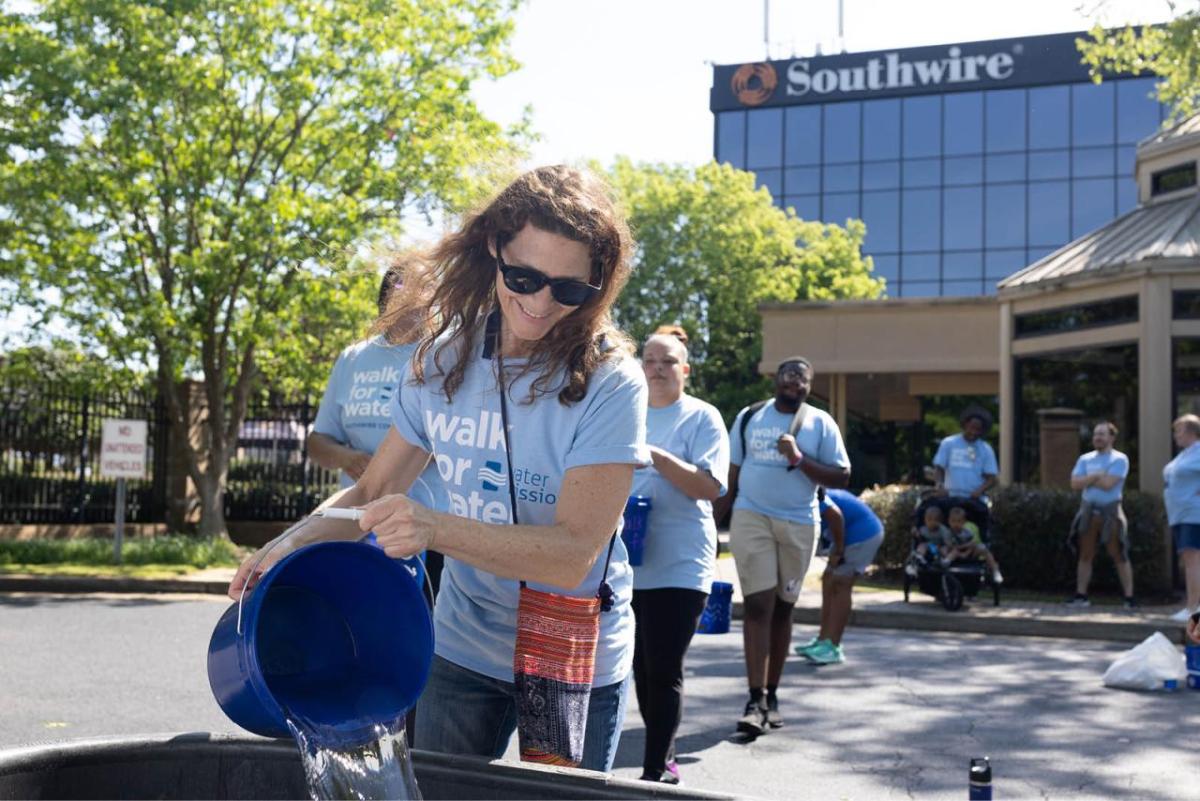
{"left": 731, "top": 63, "right": 778, "bottom": 107}
{"left": 477, "top": 461, "right": 508, "bottom": 492}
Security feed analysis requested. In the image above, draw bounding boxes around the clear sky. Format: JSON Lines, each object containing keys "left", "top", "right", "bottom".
{"left": 472, "top": 0, "right": 1171, "bottom": 168}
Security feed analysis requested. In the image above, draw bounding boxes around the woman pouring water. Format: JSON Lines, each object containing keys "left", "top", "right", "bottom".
{"left": 229, "top": 165, "right": 648, "bottom": 773}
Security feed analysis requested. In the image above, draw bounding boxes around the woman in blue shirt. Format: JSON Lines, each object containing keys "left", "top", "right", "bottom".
{"left": 1164, "top": 414, "right": 1200, "bottom": 622}
{"left": 230, "top": 166, "right": 649, "bottom": 772}
{"left": 630, "top": 332, "right": 729, "bottom": 784}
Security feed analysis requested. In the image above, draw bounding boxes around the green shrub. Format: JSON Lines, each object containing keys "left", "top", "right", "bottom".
{"left": 861, "top": 483, "right": 1171, "bottom": 596}
{"left": 0, "top": 536, "right": 242, "bottom": 568}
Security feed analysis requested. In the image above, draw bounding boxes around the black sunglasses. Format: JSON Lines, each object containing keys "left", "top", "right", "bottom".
{"left": 496, "top": 250, "right": 602, "bottom": 307}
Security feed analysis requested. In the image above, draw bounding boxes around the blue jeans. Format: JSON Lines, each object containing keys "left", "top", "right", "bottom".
{"left": 1173, "top": 523, "right": 1200, "bottom": 552}
{"left": 413, "top": 655, "right": 629, "bottom": 772}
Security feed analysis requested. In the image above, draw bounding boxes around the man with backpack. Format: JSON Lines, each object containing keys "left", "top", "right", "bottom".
{"left": 713, "top": 356, "right": 850, "bottom": 736}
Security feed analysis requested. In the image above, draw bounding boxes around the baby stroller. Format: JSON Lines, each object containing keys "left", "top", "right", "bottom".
{"left": 903, "top": 494, "right": 1001, "bottom": 611}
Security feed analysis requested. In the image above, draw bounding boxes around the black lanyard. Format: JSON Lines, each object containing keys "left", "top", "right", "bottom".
{"left": 486, "top": 310, "right": 616, "bottom": 611}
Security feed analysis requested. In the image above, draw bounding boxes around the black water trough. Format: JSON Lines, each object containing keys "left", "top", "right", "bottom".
{"left": 0, "top": 733, "right": 747, "bottom": 800}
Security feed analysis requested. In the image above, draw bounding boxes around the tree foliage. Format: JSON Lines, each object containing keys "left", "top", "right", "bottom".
{"left": 0, "top": 0, "right": 526, "bottom": 535}
{"left": 607, "top": 159, "right": 883, "bottom": 421}
{"left": 1078, "top": 8, "right": 1200, "bottom": 121}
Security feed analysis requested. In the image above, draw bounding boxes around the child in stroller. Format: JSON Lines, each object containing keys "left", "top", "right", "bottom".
{"left": 903, "top": 494, "right": 1002, "bottom": 611}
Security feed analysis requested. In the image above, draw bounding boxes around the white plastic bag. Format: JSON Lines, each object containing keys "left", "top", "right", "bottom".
{"left": 1102, "top": 632, "right": 1186, "bottom": 690}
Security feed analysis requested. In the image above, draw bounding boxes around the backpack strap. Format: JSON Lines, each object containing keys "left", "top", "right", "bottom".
{"left": 738, "top": 400, "right": 770, "bottom": 455}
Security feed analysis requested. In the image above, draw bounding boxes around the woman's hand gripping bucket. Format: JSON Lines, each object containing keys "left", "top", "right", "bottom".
{"left": 207, "top": 519, "right": 434, "bottom": 749}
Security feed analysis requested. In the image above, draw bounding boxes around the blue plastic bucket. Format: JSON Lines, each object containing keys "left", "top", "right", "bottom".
{"left": 207, "top": 540, "right": 434, "bottom": 747}
{"left": 1186, "top": 644, "right": 1200, "bottom": 690}
{"left": 621, "top": 496, "right": 652, "bottom": 567}
{"left": 697, "top": 581, "right": 733, "bottom": 634}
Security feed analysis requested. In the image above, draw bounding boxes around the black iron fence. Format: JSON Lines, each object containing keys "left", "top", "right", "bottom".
{"left": 224, "top": 396, "right": 341, "bottom": 521}
{"left": 1, "top": 383, "right": 343, "bottom": 526}
{"left": 0, "top": 383, "right": 169, "bottom": 524}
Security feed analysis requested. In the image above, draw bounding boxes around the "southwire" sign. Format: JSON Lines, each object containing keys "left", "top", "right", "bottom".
{"left": 710, "top": 31, "right": 1101, "bottom": 111}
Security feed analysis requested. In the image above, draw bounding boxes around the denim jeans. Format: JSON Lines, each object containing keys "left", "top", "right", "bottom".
{"left": 413, "top": 655, "right": 629, "bottom": 772}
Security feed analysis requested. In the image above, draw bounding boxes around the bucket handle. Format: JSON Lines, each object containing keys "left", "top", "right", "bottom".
{"left": 234, "top": 509, "right": 365, "bottom": 636}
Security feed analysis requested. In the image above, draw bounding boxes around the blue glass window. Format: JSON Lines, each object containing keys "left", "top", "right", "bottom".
{"left": 824, "top": 192, "right": 861, "bottom": 224}
{"left": 985, "top": 89, "right": 1025, "bottom": 152}
{"left": 1072, "top": 178, "right": 1115, "bottom": 237}
{"left": 824, "top": 164, "right": 860, "bottom": 193}
{"left": 945, "top": 156, "right": 984, "bottom": 186}
{"left": 986, "top": 153, "right": 1024, "bottom": 183}
{"left": 944, "top": 251, "right": 984, "bottom": 281}
{"left": 1117, "top": 176, "right": 1137, "bottom": 215}
{"left": 786, "top": 195, "right": 821, "bottom": 221}
{"left": 944, "top": 92, "right": 984, "bottom": 156}
{"left": 943, "top": 187, "right": 983, "bottom": 250}
{"left": 985, "top": 248, "right": 1027, "bottom": 280}
{"left": 755, "top": 169, "right": 782, "bottom": 200}
{"left": 1027, "top": 246, "right": 1056, "bottom": 265}
{"left": 785, "top": 167, "right": 821, "bottom": 195}
{"left": 1116, "top": 77, "right": 1161, "bottom": 144}
{"left": 986, "top": 184, "right": 1026, "bottom": 248}
{"left": 716, "top": 112, "right": 746, "bottom": 168}
{"left": 1028, "top": 150, "right": 1069, "bottom": 180}
{"left": 823, "top": 102, "right": 861, "bottom": 164}
{"left": 1028, "top": 181, "right": 1070, "bottom": 246}
{"left": 1029, "top": 86, "right": 1069, "bottom": 150}
{"left": 1073, "top": 147, "right": 1115, "bottom": 178}
{"left": 903, "top": 158, "right": 941, "bottom": 188}
{"left": 1117, "top": 146, "right": 1136, "bottom": 179}
{"left": 903, "top": 96, "right": 941, "bottom": 158}
{"left": 1072, "top": 82, "right": 1115, "bottom": 147}
{"left": 863, "top": 99, "right": 901, "bottom": 160}
{"left": 871, "top": 254, "right": 900, "bottom": 285}
{"left": 785, "top": 106, "right": 821, "bottom": 166}
{"left": 901, "top": 188, "right": 940, "bottom": 251}
{"left": 899, "top": 281, "right": 939, "bottom": 298}
{"left": 902, "top": 254, "right": 940, "bottom": 281}
{"left": 863, "top": 161, "right": 901, "bottom": 190}
{"left": 943, "top": 280, "right": 984, "bottom": 296}
{"left": 862, "top": 191, "right": 900, "bottom": 252}
{"left": 747, "top": 108, "right": 783, "bottom": 169}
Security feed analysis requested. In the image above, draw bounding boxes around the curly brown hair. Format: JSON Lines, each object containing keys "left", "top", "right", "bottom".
{"left": 412, "top": 166, "right": 634, "bottom": 405}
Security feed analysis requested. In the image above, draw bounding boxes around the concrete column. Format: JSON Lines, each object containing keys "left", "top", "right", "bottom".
{"left": 833, "top": 373, "right": 848, "bottom": 433}
{"left": 998, "top": 300, "right": 1014, "bottom": 486}
{"left": 1139, "top": 277, "right": 1172, "bottom": 494}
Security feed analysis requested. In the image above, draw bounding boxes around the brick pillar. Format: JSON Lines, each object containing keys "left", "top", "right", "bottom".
{"left": 1037, "top": 407, "right": 1084, "bottom": 489}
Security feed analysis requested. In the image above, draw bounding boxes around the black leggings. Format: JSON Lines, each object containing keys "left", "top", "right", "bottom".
{"left": 631, "top": 587, "right": 708, "bottom": 776}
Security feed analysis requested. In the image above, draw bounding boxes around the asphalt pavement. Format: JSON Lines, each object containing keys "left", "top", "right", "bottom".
{"left": 1, "top": 592, "right": 1198, "bottom": 800}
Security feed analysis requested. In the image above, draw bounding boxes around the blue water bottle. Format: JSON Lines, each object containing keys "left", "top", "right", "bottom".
{"left": 1186, "top": 643, "right": 1200, "bottom": 690}
{"left": 969, "top": 757, "right": 992, "bottom": 800}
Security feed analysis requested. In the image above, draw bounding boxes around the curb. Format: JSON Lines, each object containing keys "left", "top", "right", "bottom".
{"left": 0, "top": 574, "right": 1183, "bottom": 644}
{"left": 0, "top": 575, "right": 232, "bottom": 597}
{"left": 731, "top": 601, "right": 1185, "bottom": 644}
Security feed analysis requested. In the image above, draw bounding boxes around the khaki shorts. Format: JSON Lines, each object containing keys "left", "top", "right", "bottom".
{"left": 729, "top": 508, "right": 818, "bottom": 603}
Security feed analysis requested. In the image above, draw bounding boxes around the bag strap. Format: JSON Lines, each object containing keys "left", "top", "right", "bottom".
{"left": 738, "top": 399, "right": 769, "bottom": 455}
{"left": 788, "top": 402, "right": 810, "bottom": 437}
{"left": 488, "top": 309, "right": 616, "bottom": 606}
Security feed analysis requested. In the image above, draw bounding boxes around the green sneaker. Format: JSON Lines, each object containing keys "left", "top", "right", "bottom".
{"left": 795, "top": 638, "right": 832, "bottom": 659}
{"left": 806, "top": 641, "right": 845, "bottom": 665}
{"left": 793, "top": 635, "right": 821, "bottom": 654}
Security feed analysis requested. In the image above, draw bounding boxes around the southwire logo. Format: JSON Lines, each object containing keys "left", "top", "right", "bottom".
{"left": 731, "top": 62, "right": 778, "bottom": 106}
{"left": 478, "top": 461, "right": 507, "bottom": 492}
{"left": 786, "top": 46, "right": 1016, "bottom": 98}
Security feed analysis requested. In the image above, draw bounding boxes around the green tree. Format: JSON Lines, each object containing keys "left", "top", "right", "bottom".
{"left": 0, "top": 0, "right": 526, "bottom": 536}
{"left": 0, "top": 342, "right": 151, "bottom": 396}
{"left": 1078, "top": 8, "right": 1200, "bottom": 120}
{"left": 607, "top": 159, "right": 883, "bottom": 420}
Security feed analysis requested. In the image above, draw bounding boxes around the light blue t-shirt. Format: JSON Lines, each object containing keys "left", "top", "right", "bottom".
{"left": 1163, "top": 442, "right": 1200, "bottom": 526}
{"left": 728, "top": 402, "right": 850, "bottom": 525}
{"left": 933, "top": 433, "right": 999, "bottom": 499}
{"left": 630, "top": 395, "right": 730, "bottom": 592}
{"left": 391, "top": 334, "right": 650, "bottom": 686}
{"left": 1072, "top": 449, "right": 1129, "bottom": 506}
